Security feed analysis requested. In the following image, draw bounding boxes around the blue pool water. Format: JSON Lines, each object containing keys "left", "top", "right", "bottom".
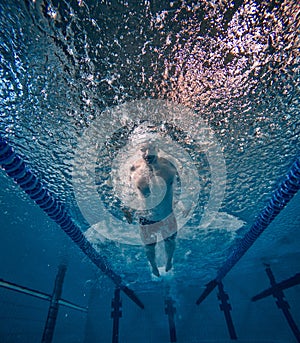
{"left": 0, "top": 0, "right": 299, "bottom": 342}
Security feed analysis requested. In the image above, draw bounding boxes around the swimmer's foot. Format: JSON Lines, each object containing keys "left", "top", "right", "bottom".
{"left": 165, "top": 260, "right": 173, "bottom": 272}
{"left": 152, "top": 266, "right": 160, "bottom": 277}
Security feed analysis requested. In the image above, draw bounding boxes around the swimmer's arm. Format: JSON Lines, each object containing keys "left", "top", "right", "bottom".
{"left": 121, "top": 165, "right": 138, "bottom": 224}
{"left": 121, "top": 166, "right": 139, "bottom": 222}
{"left": 172, "top": 171, "right": 181, "bottom": 206}
{"left": 137, "top": 178, "right": 151, "bottom": 197}
{"left": 130, "top": 163, "right": 151, "bottom": 197}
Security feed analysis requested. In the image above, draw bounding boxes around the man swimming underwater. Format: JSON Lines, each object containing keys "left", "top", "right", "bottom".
{"left": 124, "top": 142, "right": 178, "bottom": 277}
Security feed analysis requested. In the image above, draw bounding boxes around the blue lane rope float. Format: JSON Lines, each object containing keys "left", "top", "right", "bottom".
{"left": 196, "top": 155, "right": 300, "bottom": 305}
{"left": 0, "top": 136, "right": 144, "bottom": 309}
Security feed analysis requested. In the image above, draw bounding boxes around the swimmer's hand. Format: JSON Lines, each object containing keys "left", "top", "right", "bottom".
{"left": 122, "top": 208, "right": 133, "bottom": 224}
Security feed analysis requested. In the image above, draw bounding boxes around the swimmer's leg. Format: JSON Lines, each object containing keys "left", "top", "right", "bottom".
{"left": 145, "top": 242, "right": 160, "bottom": 277}
{"left": 164, "top": 232, "right": 177, "bottom": 272}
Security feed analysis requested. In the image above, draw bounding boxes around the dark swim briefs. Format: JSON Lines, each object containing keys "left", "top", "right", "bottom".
{"left": 139, "top": 212, "right": 177, "bottom": 245}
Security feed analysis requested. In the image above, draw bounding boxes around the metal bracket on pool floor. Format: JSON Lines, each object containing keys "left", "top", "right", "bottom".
{"left": 252, "top": 265, "right": 300, "bottom": 343}
{"left": 42, "top": 264, "right": 67, "bottom": 343}
{"left": 111, "top": 287, "right": 122, "bottom": 343}
{"left": 0, "top": 136, "right": 144, "bottom": 310}
{"left": 165, "top": 296, "right": 177, "bottom": 342}
{"left": 217, "top": 282, "right": 237, "bottom": 340}
{"left": 0, "top": 272, "right": 87, "bottom": 313}
{"left": 196, "top": 156, "right": 300, "bottom": 305}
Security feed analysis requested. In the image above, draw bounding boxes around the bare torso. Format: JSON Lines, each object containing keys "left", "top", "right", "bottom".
{"left": 130, "top": 157, "right": 177, "bottom": 222}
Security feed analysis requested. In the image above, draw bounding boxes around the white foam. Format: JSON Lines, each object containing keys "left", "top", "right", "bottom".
{"left": 178, "top": 211, "right": 245, "bottom": 240}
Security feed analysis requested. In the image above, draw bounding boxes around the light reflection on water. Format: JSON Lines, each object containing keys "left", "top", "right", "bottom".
{"left": 0, "top": 0, "right": 299, "bottom": 286}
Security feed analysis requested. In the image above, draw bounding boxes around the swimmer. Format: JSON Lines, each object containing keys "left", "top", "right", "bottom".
{"left": 124, "top": 142, "right": 178, "bottom": 277}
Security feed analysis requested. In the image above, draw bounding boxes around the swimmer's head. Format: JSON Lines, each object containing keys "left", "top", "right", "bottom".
{"left": 140, "top": 142, "right": 158, "bottom": 164}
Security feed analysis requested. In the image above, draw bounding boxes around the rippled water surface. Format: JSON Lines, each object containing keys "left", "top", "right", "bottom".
{"left": 1, "top": 0, "right": 299, "bottom": 289}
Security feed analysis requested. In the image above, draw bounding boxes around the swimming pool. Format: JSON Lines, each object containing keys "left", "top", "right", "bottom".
{"left": 0, "top": 0, "right": 299, "bottom": 342}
